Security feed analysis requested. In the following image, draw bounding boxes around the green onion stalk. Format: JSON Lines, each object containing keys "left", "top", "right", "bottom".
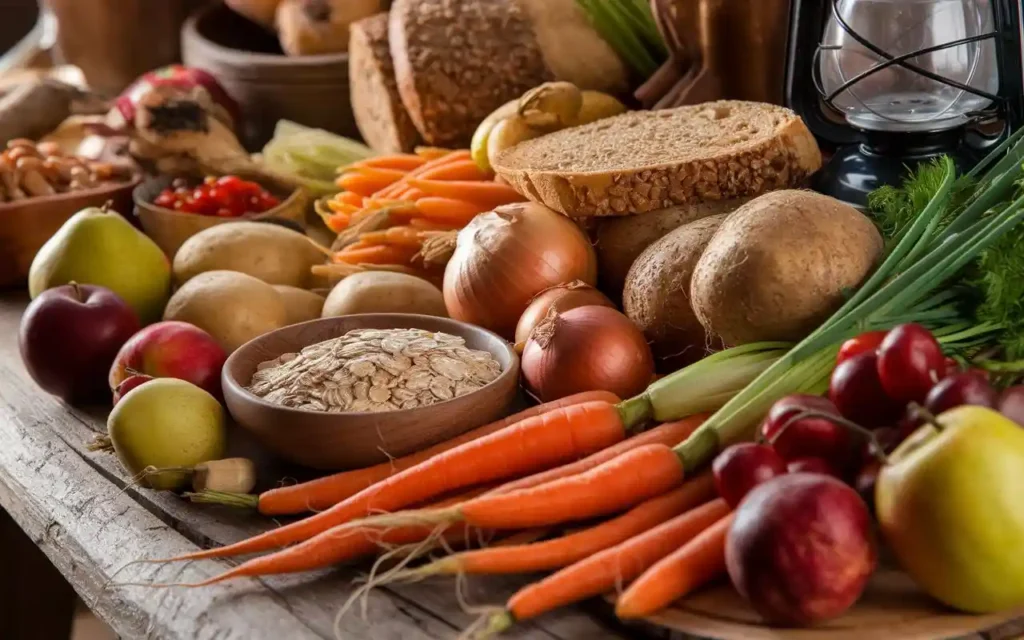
{"left": 643, "top": 127, "right": 1024, "bottom": 473}
{"left": 575, "top": 0, "right": 667, "bottom": 79}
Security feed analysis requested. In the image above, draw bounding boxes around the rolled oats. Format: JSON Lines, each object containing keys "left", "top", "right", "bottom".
{"left": 247, "top": 328, "right": 502, "bottom": 413}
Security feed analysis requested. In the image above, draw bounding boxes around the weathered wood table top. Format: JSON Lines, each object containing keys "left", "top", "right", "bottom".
{"left": 0, "top": 292, "right": 649, "bottom": 640}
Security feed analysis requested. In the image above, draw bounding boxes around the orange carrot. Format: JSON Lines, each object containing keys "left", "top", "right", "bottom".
{"left": 340, "top": 240, "right": 372, "bottom": 251}
{"left": 165, "top": 400, "right": 629, "bottom": 561}
{"left": 484, "top": 498, "right": 732, "bottom": 633}
{"left": 615, "top": 512, "right": 734, "bottom": 618}
{"left": 337, "top": 168, "right": 404, "bottom": 196}
{"left": 418, "top": 159, "right": 490, "bottom": 182}
{"left": 353, "top": 155, "right": 425, "bottom": 172}
{"left": 406, "top": 178, "right": 523, "bottom": 208}
{"left": 375, "top": 151, "right": 471, "bottom": 199}
{"left": 333, "top": 191, "right": 365, "bottom": 208}
{"left": 248, "top": 391, "right": 620, "bottom": 516}
{"left": 414, "top": 197, "right": 488, "bottom": 225}
{"left": 324, "top": 214, "right": 349, "bottom": 233}
{"left": 432, "top": 444, "right": 686, "bottom": 531}
{"left": 334, "top": 244, "right": 418, "bottom": 265}
{"left": 184, "top": 487, "right": 490, "bottom": 586}
{"left": 493, "top": 414, "right": 707, "bottom": 495}
{"left": 325, "top": 200, "right": 360, "bottom": 215}
{"left": 358, "top": 226, "right": 424, "bottom": 248}
{"left": 404, "top": 473, "right": 716, "bottom": 578}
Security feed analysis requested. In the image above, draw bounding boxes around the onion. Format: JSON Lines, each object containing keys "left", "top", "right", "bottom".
{"left": 522, "top": 305, "right": 654, "bottom": 402}
{"left": 514, "top": 280, "right": 615, "bottom": 348}
{"left": 443, "top": 203, "right": 597, "bottom": 339}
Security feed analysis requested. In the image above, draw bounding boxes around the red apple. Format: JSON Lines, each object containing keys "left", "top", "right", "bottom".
{"left": 726, "top": 473, "right": 876, "bottom": 626}
{"left": 109, "top": 321, "right": 227, "bottom": 398}
{"left": 111, "top": 372, "right": 154, "bottom": 406}
{"left": 20, "top": 283, "right": 140, "bottom": 404}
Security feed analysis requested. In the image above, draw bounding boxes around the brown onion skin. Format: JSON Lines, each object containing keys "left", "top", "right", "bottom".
{"left": 443, "top": 203, "right": 598, "bottom": 339}
{"left": 514, "top": 281, "right": 615, "bottom": 346}
{"left": 522, "top": 305, "right": 654, "bottom": 402}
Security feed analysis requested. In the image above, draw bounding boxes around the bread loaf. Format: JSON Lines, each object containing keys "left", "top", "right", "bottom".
{"left": 349, "top": 13, "right": 421, "bottom": 153}
{"left": 387, "top": 0, "right": 629, "bottom": 148}
{"left": 493, "top": 101, "right": 822, "bottom": 217}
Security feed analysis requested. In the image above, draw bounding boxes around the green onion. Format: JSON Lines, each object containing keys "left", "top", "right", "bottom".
{"left": 576, "top": 0, "right": 667, "bottom": 79}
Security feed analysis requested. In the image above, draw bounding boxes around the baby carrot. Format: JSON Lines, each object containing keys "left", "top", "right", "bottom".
{"left": 418, "top": 159, "right": 491, "bottom": 182}
{"left": 483, "top": 498, "right": 732, "bottom": 634}
{"left": 324, "top": 214, "right": 349, "bottom": 233}
{"left": 359, "top": 227, "right": 424, "bottom": 248}
{"left": 415, "top": 146, "right": 457, "bottom": 160}
{"left": 615, "top": 512, "right": 734, "bottom": 618}
{"left": 414, "top": 197, "right": 489, "bottom": 225}
{"left": 334, "top": 244, "right": 417, "bottom": 265}
{"left": 353, "top": 155, "right": 425, "bottom": 172}
{"left": 163, "top": 400, "right": 629, "bottom": 561}
{"left": 402, "top": 473, "right": 716, "bottom": 578}
{"left": 375, "top": 151, "right": 471, "bottom": 199}
{"left": 408, "top": 217, "right": 461, "bottom": 231}
{"left": 406, "top": 179, "right": 524, "bottom": 208}
{"left": 333, "top": 191, "right": 365, "bottom": 208}
{"left": 239, "top": 391, "right": 621, "bottom": 516}
{"left": 337, "top": 168, "right": 404, "bottom": 196}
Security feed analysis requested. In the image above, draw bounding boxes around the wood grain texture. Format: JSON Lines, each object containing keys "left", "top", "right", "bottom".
{"left": 0, "top": 293, "right": 622, "bottom": 640}
{"left": 223, "top": 313, "right": 520, "bottom": 470}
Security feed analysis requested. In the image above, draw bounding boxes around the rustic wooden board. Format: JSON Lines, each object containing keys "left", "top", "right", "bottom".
{"left": 0, "top": 293, "right": 627, "bottom": 640}
{"left": 629, "top": 566, "right": 1024, "bottom": 640}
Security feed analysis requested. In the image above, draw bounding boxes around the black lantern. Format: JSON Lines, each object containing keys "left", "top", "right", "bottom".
{"left": 785, "top": 0, "right": 1024, "bottom": 208}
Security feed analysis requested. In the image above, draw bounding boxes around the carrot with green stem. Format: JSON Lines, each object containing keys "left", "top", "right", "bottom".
{"left": 188, "top": 391, "right": 620, "bottom": 516}
{"left": 170, "top": 341, "right": 788, "bottom": 562}
{"left": 479, "top": 498, "right": 731, "bottom": 636}
{"left": 395, "top": 473, "right": 716, "bottom": 580}
{"left": 159, "top": 399, "right": 641, "bottom": 562}
{"left": 615, "top": 512, "right": 734, "bottom": 618}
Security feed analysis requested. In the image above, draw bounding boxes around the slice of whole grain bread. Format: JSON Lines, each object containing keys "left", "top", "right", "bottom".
{"left": 349, "top": 13, "right": 421, "bottom": 153}
{"left": 388, "top": 0, "right": 553, "bottom": 147}
{"left": 493, "top": 101, "right": 823, "bottom": 216}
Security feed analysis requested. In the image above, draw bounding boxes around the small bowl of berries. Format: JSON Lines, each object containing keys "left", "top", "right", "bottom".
{"left": 134, "top": 174, "right": 308, "bottom": 257}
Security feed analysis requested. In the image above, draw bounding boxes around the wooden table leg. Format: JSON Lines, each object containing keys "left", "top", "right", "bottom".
{"left": 0, "top": 508, "right": 76, "bottom": 640}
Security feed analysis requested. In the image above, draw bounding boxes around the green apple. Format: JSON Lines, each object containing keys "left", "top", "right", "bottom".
{"left": 107, "top": 378, "right": 226, "bottom": 491}
{"left": 876, "top": 405, "right": 1024, "bottom": 613}
{"left": 29, "top": 205, "right": 171, "bottom": 324}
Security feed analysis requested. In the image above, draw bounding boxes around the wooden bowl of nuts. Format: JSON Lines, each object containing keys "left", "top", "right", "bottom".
{"left": 222, "top": 314, "right": 520, "bottom": 470}
{"left": 134, "top": 175, "right": 309, "bottom": 258}
{"left": 0, "top": 139, "right": 140, "bottom": 288}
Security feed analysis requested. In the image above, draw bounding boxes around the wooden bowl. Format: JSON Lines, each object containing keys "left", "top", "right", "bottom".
{"left": 134, "top": 176, "right": 308, "bottom": 258}
{"left": 222, "top": 314, "right": 521, "bottom": 470}
{"left": 181, "top": 3, "right": 357, "bottom": 150}
{"left": 0, "top": 179, "right": 139, "bottom": 289}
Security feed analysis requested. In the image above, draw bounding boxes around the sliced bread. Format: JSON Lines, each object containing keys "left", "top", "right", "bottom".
{"left": 493, "top": 101, "right": 823, "bottom": 216}
{"left": 388, "top": 0, "right": 553, "bottom": 147}
{"left": 349, "top": 13, "right": 421, "bottom": 153}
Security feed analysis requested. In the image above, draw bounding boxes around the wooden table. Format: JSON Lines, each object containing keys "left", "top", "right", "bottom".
{"left": 0, "top": 293, "right": 644, "bottom": 640}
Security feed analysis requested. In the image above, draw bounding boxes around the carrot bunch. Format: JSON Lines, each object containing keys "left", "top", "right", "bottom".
{"left": 317, "top": 147, "right": 526, "bottom": 280}
{"left": 158, "top": 388, "right": 735, "bottom": 635}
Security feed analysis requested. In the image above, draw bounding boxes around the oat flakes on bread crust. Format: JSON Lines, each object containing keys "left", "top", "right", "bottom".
{"left": 492, "top": 101, "right": 823, "bottom": 217}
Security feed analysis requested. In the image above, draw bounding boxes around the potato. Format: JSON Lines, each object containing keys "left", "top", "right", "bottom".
{"left": 623, "top": 214, "right": 727, "bottom": 370}
{"left": 322, "top": 271, "right": 447, "bottom": 318}
{"left": 273, "top": 285, "right": 325, "bottom": 325}
{"left": 164, "top": 270, "right": 288, "bottom": 352}
{"left": 173, "top": 221, "right": 325, "bottom": 288}
{"left": 596, "top": 198, "right": 749, "bottom": 301}
{"left": 690, "top": 190, "right": 884, "bottom": 346}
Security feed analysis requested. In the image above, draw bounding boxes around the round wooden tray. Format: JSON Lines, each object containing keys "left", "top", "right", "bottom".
{"left": 630, "top": 568, "right": 1024, "bottom": 640}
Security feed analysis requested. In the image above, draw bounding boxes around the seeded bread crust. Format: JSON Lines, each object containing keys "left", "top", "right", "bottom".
{"left": 350, "top": 13, "right": 421, "bottom": 153}
{"left": 493, "top": 101, "right": 823, "bottom": 217}
{"left": 388, "top": 0, "right": 554, "bottom": 147}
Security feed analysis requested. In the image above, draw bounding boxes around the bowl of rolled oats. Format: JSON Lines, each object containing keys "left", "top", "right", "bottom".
{"left": 221, "top": 313, "right": 520, "bottom": 469}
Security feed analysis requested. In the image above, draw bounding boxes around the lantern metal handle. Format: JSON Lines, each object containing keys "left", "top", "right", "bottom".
{"left": 812, "top": 0, "right": 1003, "bottom": 114}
